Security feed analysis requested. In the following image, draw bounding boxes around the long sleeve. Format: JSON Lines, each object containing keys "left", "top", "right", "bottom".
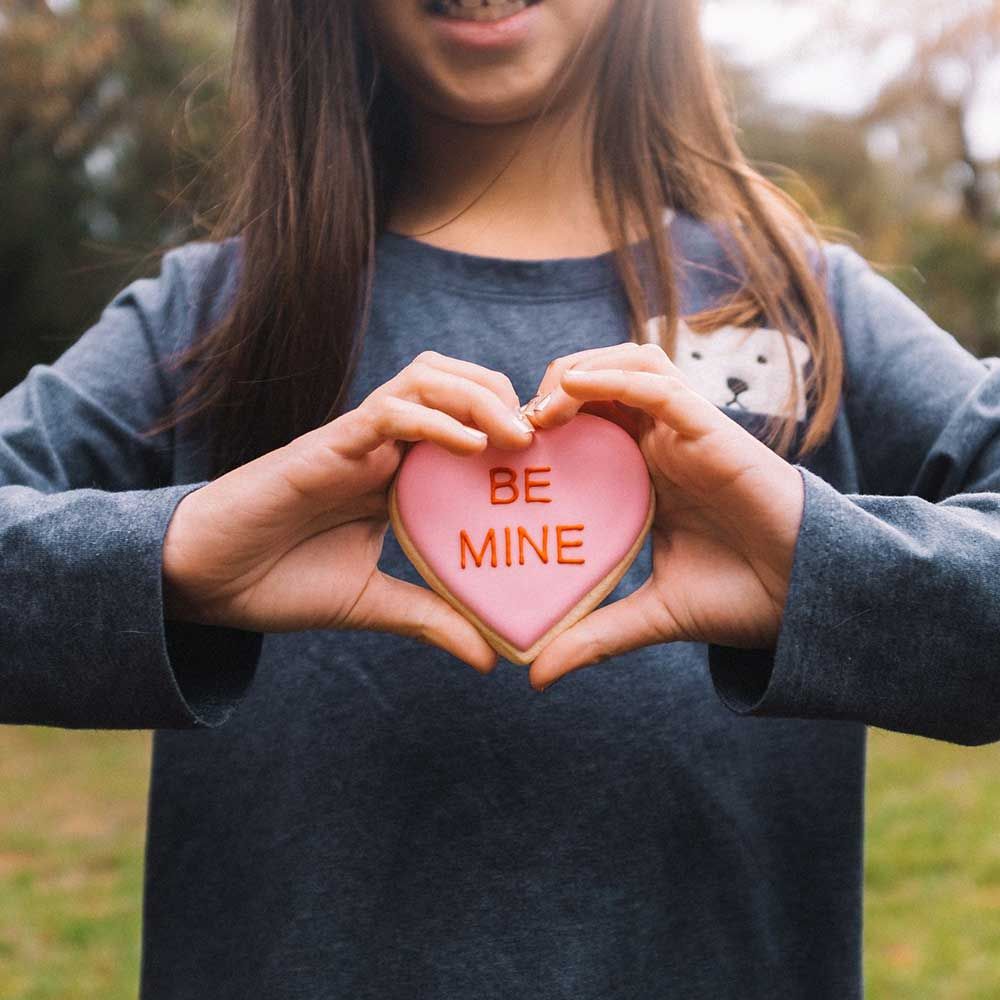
{"left": 708, "top": 244, "right": 1000, "bottom": 746}
{"left": 0, "top": 242, "right": 261, "bottom": 729}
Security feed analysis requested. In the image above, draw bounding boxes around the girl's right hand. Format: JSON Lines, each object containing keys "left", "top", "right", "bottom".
{"left": 161, "top": 351, "right": 535, "bottom": 673}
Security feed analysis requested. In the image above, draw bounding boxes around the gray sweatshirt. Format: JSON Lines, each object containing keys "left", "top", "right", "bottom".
{"left": 2, "top": 212, "right": 999, "bottom": 999}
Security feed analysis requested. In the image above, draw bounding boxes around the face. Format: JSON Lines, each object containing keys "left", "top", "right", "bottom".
{"left": 359, "top": 0, "right": 617, "bottom": 126}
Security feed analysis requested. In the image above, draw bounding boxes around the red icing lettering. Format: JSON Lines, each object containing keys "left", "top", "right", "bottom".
{"left": 524, "top": 467, "right": 553, "bottom": 503}
{"left": 460, "top": 528, "right": 498, "bottom": 569}
{"left": 458, "top": 523, "right": 584, "bottom": 569}
{"left": 556, "top": 524, "right": 585, "bottom": 565}
{"left": 517, "top": 525, "right": 549, "bottom": 565}
{"left": 490, "top": 467, "right": 519, "bottom": 505}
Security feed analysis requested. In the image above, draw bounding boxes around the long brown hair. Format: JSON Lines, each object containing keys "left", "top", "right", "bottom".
{"left": 162, "top": 0, "right": 843, "bottom": 475}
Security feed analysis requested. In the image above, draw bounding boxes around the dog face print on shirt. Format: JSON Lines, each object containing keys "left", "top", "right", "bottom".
{"left": 645, "top": 317, "right": 812, "bottom": 423}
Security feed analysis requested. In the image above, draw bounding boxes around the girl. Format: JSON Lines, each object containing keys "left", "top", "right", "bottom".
{"left": 3, "top": 1, "right": 999, "bottom": 996}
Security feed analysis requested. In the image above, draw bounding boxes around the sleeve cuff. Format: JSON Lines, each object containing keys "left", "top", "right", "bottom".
{"left": 141, "top": 481, "right": 264, "bottom": 729}
{"left": 0, "top": 482, "right": 262, "bottom": 729}
{"left": 705, "top": 464, "right": 1000, "bottom": 745}
{"left": 706, "top": 465, "right": 838, "bottom": 719}
{"left": 163, "top": 620, "right": 263, "bottom": 728}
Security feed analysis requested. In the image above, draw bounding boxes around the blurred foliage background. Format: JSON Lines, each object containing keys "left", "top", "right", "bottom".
{"left": 1, "top": 0, "right": 998, "bottom": 398}
{"left": 0, "top": 0, "right": 232, "bottom": 394}
{"left": 1, "top": 0, "right": 999, "bottom": 997}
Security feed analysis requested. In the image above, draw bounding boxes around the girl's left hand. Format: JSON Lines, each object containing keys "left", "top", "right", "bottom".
{"left": 523, "top": 342, "right": 806, "bottom": 691}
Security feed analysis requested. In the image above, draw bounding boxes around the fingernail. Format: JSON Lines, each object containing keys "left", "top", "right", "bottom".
{"left": 533, "top": 392, "right": 552, "bottom": 413}
{"left": 519, "top": 396, "right": 541, "bottom": 416}
{"left": 513, "top": 413, "right": 534, "bottom": 435}
{"left": 463, "top": 426, "right": 488, "bottom": 442}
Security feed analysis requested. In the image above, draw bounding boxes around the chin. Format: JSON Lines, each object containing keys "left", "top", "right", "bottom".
{"left": 412, "top": 57, "right": 573, "bottom": 126}
{"left": 424, "top": 88, "right": 554, "bottom": 126}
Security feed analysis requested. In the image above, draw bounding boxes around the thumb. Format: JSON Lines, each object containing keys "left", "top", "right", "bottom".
{"left": 528, "top": 580, "right": 680, "bottom": 691}
{"left": 353, "top": 571, "right": 498, "bottom": 674}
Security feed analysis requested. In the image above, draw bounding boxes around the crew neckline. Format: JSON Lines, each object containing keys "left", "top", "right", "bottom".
{"left": 375, "top": 209, "right": 681, "bottom": 298}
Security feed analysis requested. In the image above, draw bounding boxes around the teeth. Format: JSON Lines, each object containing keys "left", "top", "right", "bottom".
{"left": 430, "top": 0, "right": 531, "bottom": 23}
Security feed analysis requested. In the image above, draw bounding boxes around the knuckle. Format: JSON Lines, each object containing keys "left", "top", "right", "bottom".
{"left": 584, "top": 635, "right": 613, "bottom": 666}
{"left": 315, "top": 413, "right": 352, "bottom": 451}
{"left": 397, "top": 361, "right": 430, "bottom": 390}
{"left": 413, "top": 349, "right": 442, "bottom": 366}
{"left": 493, "top": 371, "right": 517, "bottom": 398}
{"left": 352, "top": 396, "right": 378, "bottom": 428}
{"left": 473, "top": 380, "right": 500, "bottom": 408}
{"left": 640, "top": 343, "right": 669, "bottom": 370}
{"left": 575, "top": 623, "right": 612, "bottom": 665}
{"left": 404, "top": 361, "right": 430, "bottom": 386}
{"left": 377, "top": 395, "right": 408, "bottom": 427}
{"left": 660, "top": 372, "right": 685, "bottom": 393}
{"left": 411, "top": 602, "right": 438, "bottom": 644}
{"left": 553, "top": 363, "right": 577, "bottom": 386}
{"left": 381, "top": 371, "right": 411, "bottom": 398}
{"left": 658, "top": 346, "right": 681, "bottom": 370}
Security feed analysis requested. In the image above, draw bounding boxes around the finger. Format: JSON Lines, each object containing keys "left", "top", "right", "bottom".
{"left": 338, "top": 397, "right": 491, "bottom": 460}
{"left": 534, "top": 342, "right": 671, "bottom": 399}
{"left": 528, "top": 581, "right": 680, "bottom": 691}
{"left": 532, "top": 345, "right": 631, "bottom": 401}
{"left": 405, "top": 367, "right": 534, "bottom": 449}
{"left": 558, "top": 368, "right": 724, "bottom": 438}
{"left": 407, "top": 351, "right": 521, "bottom": 411}
{"left": 529, "top": 343, "right": 673, "bottom": 429}
{"left": 577, "top": 400, "right": 646, "bottom": 439}
{"left": 355, "top": 572, "right": 498, "bottom": 674}
{"left": 527, "top": 398, "right": 645, "bottom": 440}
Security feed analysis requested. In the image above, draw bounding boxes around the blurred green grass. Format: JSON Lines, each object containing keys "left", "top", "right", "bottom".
{"left": 2, "top": 726, "right": 1000, "bottom": 997}
{"left": 864, "top": 730, "right": 1000, "bottom": 997}
{"left": 0, "top": 729, "right": 146, "bottom": 1000}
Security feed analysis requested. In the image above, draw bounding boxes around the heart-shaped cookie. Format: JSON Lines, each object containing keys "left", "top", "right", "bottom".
{"left": 389, "top": 413, "right": 655, "bottom": 664}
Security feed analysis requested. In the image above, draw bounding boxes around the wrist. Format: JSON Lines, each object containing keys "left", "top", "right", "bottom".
{"left": 161, "top": 492, "right": 206, "bottom": 624}
{"left": 768, "top": 461, "right": 806, "bottom": 611}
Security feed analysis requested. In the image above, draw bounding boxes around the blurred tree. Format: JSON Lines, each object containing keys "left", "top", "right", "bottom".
{"left": 722, "top": 63, "right": 895, "bottom": 235}
{"left": 847, "top": 0, "right": 1000, "bottom": 354}
{"left": 2, "top": 0, "right": 997, "bottom": 396}
{"left": 711, "top": 0, "right": 1000, "bottom": 354}
{"left": 0, "top": 0, "right": 232, "bottom": 393}
{"left": 822, "top": 0, "right": 999, "bottom": 229}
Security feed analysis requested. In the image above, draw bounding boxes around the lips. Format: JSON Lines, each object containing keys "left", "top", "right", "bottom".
{"left": 425, "top": 0, "right": 542, "bottom": 23}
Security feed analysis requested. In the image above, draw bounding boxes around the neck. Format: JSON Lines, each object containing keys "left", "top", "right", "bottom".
{"left": 386, "top": 97, "right": 613, "bottom": 259}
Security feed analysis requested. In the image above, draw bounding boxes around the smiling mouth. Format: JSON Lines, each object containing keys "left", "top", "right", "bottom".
{"left": 425, "top": 0, "right": 542, "bottom": 22}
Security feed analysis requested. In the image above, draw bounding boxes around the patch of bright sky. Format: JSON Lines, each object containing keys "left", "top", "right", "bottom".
{"left": 701, "top": 0, "right": 999, "bottom": 158}
{"left": 701, "top": 0, "right": 913, "bottom": 116}
{"left": 30, "top": 0, "right": 999, "bottom": 160}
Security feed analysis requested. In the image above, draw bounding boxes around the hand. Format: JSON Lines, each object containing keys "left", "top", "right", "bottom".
{"left": 523, "top": 342, "right": 805, "bottom": 691}
{"left": 162, "top": 351, "right": 536, "bottom": 674}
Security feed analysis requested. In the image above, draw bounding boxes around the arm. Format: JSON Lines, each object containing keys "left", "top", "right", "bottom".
{"left": 2, "top": 242, "right": 565, "bottom": 729}
{"left": 709, "top": 245, "right": 1000, "bottom": 746}
{"left": 0, "top": 242, "right": 262, "bottom": 729}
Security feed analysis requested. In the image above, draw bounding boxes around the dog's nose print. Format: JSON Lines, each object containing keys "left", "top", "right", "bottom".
{"left": 727, "top": 376, "right": 749, "bottom": 395}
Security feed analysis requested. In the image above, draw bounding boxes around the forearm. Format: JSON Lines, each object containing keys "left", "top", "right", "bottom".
{"left": 0, "top": 484, "right": 261, "bottom": 729}
{"left": 709, "top": 466, "right": 1000, "bottom": 746}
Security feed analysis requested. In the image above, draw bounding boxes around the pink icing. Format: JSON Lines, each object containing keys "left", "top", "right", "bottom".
{"left": 393, "top": 413, "right": 652, "bottom": 654}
